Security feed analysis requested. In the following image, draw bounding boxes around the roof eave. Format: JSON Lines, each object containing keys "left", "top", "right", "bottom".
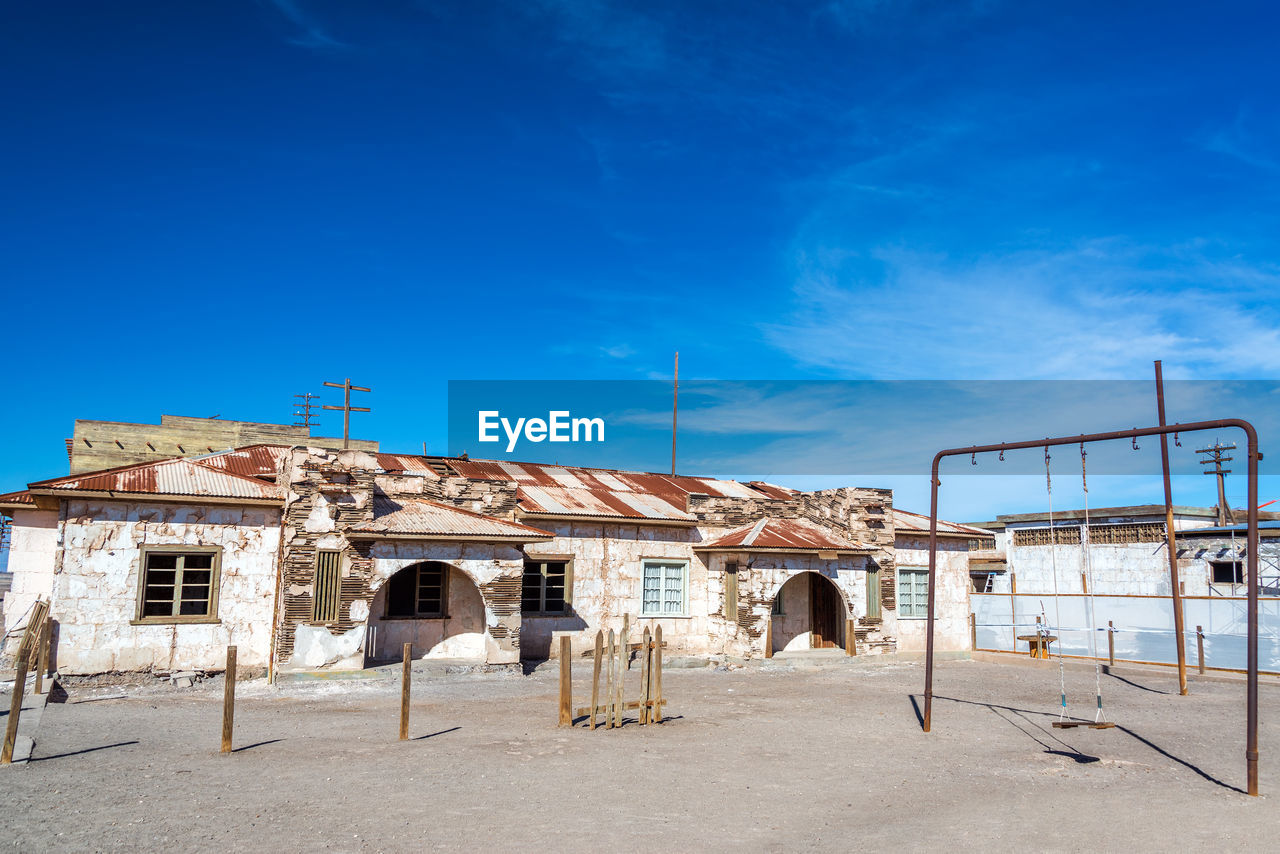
{"left": 346, "top": 532, "right": 553, "bottom": 543}
{"left": 517, "top": 512, "right": 698, "bottom": 527}
{"left": 694, "top": 545, "right": 874, "bottom": 555}
{"left": 26, "top": 488, "right": 284, "bottom": 507}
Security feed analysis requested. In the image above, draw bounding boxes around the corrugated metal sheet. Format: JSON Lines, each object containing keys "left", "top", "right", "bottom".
{"left": 195, "top": 445, "right": 290, "bottom": 479}
{"left": 375, "top": 454, "right": 441, "bottom": 477}
{"left": 894, "top": 508, "right": 993, "bottom": 537}
{"left": 0, "top": 490, "right": 35, "bottom": 506}
{"left": 442, "top": 457, "right": 792, "bottom": 521}
{"left": 352, "top": 496, "right": 553, "bottom": 539}
{"left": 30, "top": 458, "right": 282, "bottom": 500}
{"left": 699, "top": 517, "right": 871, "bottom": 552}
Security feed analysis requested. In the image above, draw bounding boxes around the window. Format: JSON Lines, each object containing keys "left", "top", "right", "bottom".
{"left": 137, "top": 548, "right": 220, "bottom": 621}
{"left": 771, "top": 587, "right": 784, "bottom": 616}
{"left": 865, "top": 564, "right": 882, "bottom": 619}
{"left": 642, "top": 560, "right": 687, "bottom": 617}
{"left": 312, "top": 550, "right": 342, "bottom": 623}
{"left": 522, "top": 560, "right": 571, "bottom": 614}
{"left": 385, "top": 562, "right": 447, "bottom": 618}
{"left": 1211, "top": 560, "right": 1243, "bottom": 585}
{"left": 1012, "top": 526, "right": 1082, "bottom": 547}
{"left": 897, "top": 567, "right": 929, "bottom": 618}
{"left": 971, "top": 571, "right": 996, "bottom": 593}
{"left": 967, "top": 537, "right": 997, "bottom": 551}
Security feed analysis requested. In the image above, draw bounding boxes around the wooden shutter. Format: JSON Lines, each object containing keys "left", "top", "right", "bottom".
{"left": 724, "top": 562, "right": 738, "bottom": 619}
{"left": 563, "top": 560, "right": 574, "bottom": 609}
{"left": 865, "top": 564, "right": 881, "bottom": 619}
{"left": 312, "top": 550, "right": 342, "bottom": 622}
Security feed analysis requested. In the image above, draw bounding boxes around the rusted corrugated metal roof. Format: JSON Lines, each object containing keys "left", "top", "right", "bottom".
{"left": 29, "top": 457, "right": 282, "bottom": 501}
{"left": 894, "top": 508, "right": 994, "bottom": 538}
{"left": 698, "top": 517, "right": 872, "bottom": 552}
{"left": 0, "top": 490, "right": 35, "bottom": 507}
{"left": 375, "top": 454, "right": 441, "bottom": 477}
{"left": 194, "top": 445, "right": 290, "bottom": 479}
{"left": 439, "top": 458, "right": 791, "bottom": 521}
{"left": 351, "top": 495, "right": 552, "bottom": 540}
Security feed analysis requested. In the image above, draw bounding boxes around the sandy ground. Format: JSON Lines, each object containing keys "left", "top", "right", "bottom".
{"left": 0, "top": 655, "right": 1275, "bottom": 852}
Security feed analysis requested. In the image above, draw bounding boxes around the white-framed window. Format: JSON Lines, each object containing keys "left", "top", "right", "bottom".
{"left": 897, "top": 567, "right": 929, "bottom": 618}
{"left": 642, "top": 559, "right": 688, "bottom": 617}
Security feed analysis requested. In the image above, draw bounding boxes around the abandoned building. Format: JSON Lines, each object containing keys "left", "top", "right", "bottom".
{"left": 971, "top": 505, "right": 1280, "bottom": 597}
{"left": 0, "top": 431, "right": 986, "bottom": 677}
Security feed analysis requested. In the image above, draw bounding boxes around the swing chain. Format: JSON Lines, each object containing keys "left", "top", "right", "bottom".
{"left": 1044, "top": 446, "right": 1052, "bottom": 493}
{"left": 1080, "top": 442, "right": 1088, "bottom": 493}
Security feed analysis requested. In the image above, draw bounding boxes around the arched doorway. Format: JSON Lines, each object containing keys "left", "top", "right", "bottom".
{"left": 769, "top": 572, "right": 847, "bottom": 653}
{"left": 366, "top": 561, "right": 487, "bottom": 662}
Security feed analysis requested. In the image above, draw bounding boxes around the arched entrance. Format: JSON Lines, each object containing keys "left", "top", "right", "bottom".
{"left": 769, "top": 572, "right": 847, "bottom": 653}
{"left": 366, "top": 561, "right": 487, "bottom": 662}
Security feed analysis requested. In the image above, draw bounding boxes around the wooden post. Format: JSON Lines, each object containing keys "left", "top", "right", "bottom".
{"left": 652, "top": 624, "right": 664, "bottom": 724}
{"left": 765, "top": 618, "right": 773, "bottom": 659}
{"left": 639, "top": 627, "right": 652, "bottom": 724}
{"left": 1197, "top": 625, "right": 1206, "bottom": 675}
{"left": 605, "top": 629, "right": 616, "bottom": 729}
{"left": 1, "top": 652, "right": 29, "bottom": 764}
{"left": 589, "top": 630, "right": 603, "bottom": 730}
{"left": 615, "top": 623, "right": 628, "bottom": 726}
{"left": 1081, "top": 572, "right": 1088, "bottom": 594}
{"left": 845, "top": 618, "right": 857, "bottom": 656}
{"left": 220, "top": 646, "right": 237, "bottom": 754}
{"left": 558, "top": 636, "right": 572, "bottom": 727}
{"left": 400, "top": 642, "right": 412, "bottom": 740}
{"left": 622, "top": 615, "right": 632, "bottom": 671}
{"left": 1107, "top": 620, "right": 1115, "bottom": 668}
{"left": 34, "top": 616, "right": 51, "bottom": 696}
{"left": 969, "top": 613, "right": 977, "bottom": 650}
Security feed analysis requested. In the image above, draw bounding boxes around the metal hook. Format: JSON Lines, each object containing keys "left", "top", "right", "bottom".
{"left": 971, "top": 452, "right": 977, "bottom": 466}
{"left": 998, "top": 449, "right": 1004, "bottom": 462}
{"left": 1132, "top": 435, "right": 1140, "bottom": 451}
{"left": 1175, "top": 432, "right": 1181, "bottom": 447}
{"left": 1080, "top": 441, "right": 1086, "bottom": 458}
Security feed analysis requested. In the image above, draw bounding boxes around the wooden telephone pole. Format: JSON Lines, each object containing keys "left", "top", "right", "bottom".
{"left": 293, "top": 393, "right": 319, "bottom": 432}
{"left": 322, "top": 378, "right": 371, "bottom": 449}
{"left": 1198, "top": 440, "right": 1237, "bottom": 526}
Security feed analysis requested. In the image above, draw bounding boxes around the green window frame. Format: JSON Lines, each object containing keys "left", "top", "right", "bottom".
{"left": 642, "top": 560, "right": 688, "bottom": 617}
{"left": 897, "top": 567, "right": 929, "bottom": 619}
{"left": 522, "top": 559, "right": 573, "bottom": 614}
{"left": 135, "top": 547, "right": 221, "bottom": 623}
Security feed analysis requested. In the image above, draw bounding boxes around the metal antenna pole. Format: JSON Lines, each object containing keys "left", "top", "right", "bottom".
{"left": 322, "top": 377, "right": 371, "bottom": 450}
{"left": 671, "top": 352, "right": 678, "bottom": 476}
{"left": 293, "top": 393, "right": 319, "bottom": 433}
{"left": 1155, "top": 360, "right": 1189, "bottom": 695}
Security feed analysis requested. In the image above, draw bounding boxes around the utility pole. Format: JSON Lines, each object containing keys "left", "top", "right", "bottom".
{"left": 322, "top": 378, "right": 371, "bottom": 450}
{"left": 1154, "top": 360, "right": 1188, "bottom": 696}
{"left": 671, "top": 352, "right": 679, "bottom": 476}
{"left": 1197, "top": 440, "right": 1236, "bottom": 526}
{"left": 293, "top": 393, "right": 319, "bottom": 433}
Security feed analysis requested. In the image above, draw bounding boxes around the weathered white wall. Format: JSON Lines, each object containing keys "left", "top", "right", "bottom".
{"left": 891, "top": 535, "right": 972, "bottom": 652}
{"left": 1, "top": 508, "right": 60, "bottom": 652}
{"left": 52, "top": 500, "right": 281, "bottom": 674}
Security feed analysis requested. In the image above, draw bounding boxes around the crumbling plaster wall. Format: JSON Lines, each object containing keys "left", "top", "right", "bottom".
{"left": 276, "top": 448, "right": 524, "bottom": 671}
{"left": 1176, "top": 534, "right": 1280, "bottom": 596}
{"left": 1, "top": 508, "right": 60, "bottom": 653}
{"left": 48, "top": 500, "right": 280, "bottom": 674}
{"left": 893, "top": 535, "right": 972, "bottom": 652}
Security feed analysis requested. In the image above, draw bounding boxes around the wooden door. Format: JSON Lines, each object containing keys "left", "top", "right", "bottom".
{"left": 810, "top": 575, "right": 842, "bottom": 649}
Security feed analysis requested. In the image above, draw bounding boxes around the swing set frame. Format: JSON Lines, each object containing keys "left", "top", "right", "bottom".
{"left": 921, "top": 418, "right": 1262, "bottom": 797}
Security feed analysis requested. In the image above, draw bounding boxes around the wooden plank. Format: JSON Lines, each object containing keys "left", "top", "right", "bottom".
{"left": 616, "top": 623, "right": 628, "bottom": 726}
{"left": 220, "top": 646, "right": 237, "bottom": 754}
{"left": 1107, "top": 620, "right": 1115, "bottom": 668}
{"left": 605, "top": 629, "right": 616, "bottom": 730}
{"left": 639, "top": 627, "right": 652, "bottom": 725}
{"left": 1, "top": 651, "right": 29, "bottom": 764}
{"left": 845, "top": 618, "right": 857, "bottom": 657}
{"left": 1197, "top": 625, "right": 1206, "bottom": 675}
{"left": 558, "top": 636, "right": 572, "bottom": 727}
{"left": 590, "top": 630, "right": 603, "bottom": 731}
{"left": 653, "top": 624, "right": 664, "bottom": 724}
{"left": 33, "top": 615, "right": 50, "bottom": 696}
{"left": 400, "top": 642, "right": 412, "bottom": 739}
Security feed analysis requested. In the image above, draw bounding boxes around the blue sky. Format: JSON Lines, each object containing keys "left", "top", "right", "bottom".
{"left": 2, "top": 1, "right": 1279, "bottom": 522}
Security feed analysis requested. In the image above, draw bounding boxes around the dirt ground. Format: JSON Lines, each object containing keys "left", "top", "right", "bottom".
{"left": 0, "top": 655, "right": 1275, "bottom": 852}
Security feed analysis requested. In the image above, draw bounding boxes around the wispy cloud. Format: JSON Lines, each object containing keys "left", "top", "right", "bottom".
{"left": 266, "top": 0, "right": 347, "bottom": 50}
{"left": 1203, "top": 108, "right": 1280, "bottom": 174}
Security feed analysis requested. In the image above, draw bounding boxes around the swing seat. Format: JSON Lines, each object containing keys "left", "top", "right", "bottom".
{"left": 1089, "top": 722, "right": 1116, "bottom": 730}
{"left": 1052, "top": 721, "right": 1084, "bottom": 729}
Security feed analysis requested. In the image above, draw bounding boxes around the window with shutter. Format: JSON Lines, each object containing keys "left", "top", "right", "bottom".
{"left": 312, "top": 550, "right": 342, "bottom": 623}
{"left": 642, "top": 560, "right": 687, "bottom": 617}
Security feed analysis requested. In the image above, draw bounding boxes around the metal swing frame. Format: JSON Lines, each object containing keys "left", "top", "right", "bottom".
{"left": 920, "top": 418, "right": 1262, "bottom": 797}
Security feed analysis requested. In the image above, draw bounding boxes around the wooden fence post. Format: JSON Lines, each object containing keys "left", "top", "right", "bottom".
{"left": 614, "top": 623, "right": 627, "bottom": 727}
{"left": 34, "top": 616, "right": 51, "bottom": 696}
{"left": 1107, "top": 621, "right": 1115, "bottom": 668}
{"left": 220, "top": 646, "right": 237, "bottom": 754}
{"left": 1196, "top": 626, "right": 1206, "bottom": 675}
{"left": 765, "top": 619, "right": 773, "bottom": 659}
{"left": 969, "top": 613, "right": 977, "bottom": 650}
{"left": 639, "top": 626, "right": 652, "bottom": 724}
{"left": 605, "top": 629, "right": 616, "bottom": 729}
{"left": 558, "top": 636, "right": 572, "bottom": 727}
{"left": 845, "top": 619, "right": 857, "bottom": 656}
{"left": 589, "top": 630, "right": 603, "bottom": 730}
{"left": 652, "top": 624, "right": 664, "bottom": 724}
{"left": 400, "top": 642, "right": 412, "bottom": 740}
{"left": 2, "top": 651, "right": 29, "bottom": 764}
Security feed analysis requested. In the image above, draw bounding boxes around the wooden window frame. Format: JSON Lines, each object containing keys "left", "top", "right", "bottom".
{"left": 311, "top": 549, "right": 342, "bottom": 624}
{"left": 522, "top": 558, "right": 574, "bottom": 615}
{"left": 382, "top": 562, "right": 450, "bottom": 620}
{"left": 641, "top": 558, "right": 689, "bottom": 618}
{"left": 897, "top": 566, "right": 929, "bottom": 619}
{"left": 132, "top": 545, "right": 222, "bottom": 625}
